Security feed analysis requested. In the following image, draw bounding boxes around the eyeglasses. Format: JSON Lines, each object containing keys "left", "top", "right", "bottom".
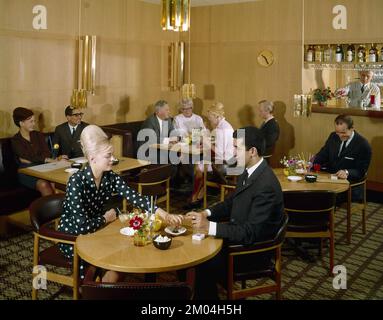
{"left": 71, "top": 113, "right": 83, "bottom": 117}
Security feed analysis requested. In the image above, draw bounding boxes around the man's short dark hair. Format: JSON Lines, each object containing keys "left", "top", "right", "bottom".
{"left": 233, "top": 126, "right": 266, "bottom": 156}
{"left": 335, "top": 114, "right": 353, "bottom": 129}
{"left": 65, "top": 105, "right": 75, "bottom": 116}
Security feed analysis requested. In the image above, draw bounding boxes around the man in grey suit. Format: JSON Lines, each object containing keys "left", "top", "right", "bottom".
{"left": 137, "top": 100, "right": 176, "bottom": 164}
{"left": 52, "top": 106, "right": 88, "bottom": 159}
{"left": 186, "top": 126, "right": 284, "bottom": 299}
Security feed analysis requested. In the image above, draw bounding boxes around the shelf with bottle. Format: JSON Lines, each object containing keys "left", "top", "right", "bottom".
{"left": 304, "top": 43, "right": 383, "bottom": 68}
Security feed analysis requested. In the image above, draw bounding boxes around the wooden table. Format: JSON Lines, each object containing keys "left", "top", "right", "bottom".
{"left": 18, "top": 157, "right": 151, "bottom": 186}
{"left": 273, "top": 168, "right": 350, "bottom": 193}
{"left": 150, "top": 143, "right": 207, "bottom": 156}
{"left": 76, "top": 220, "right": 223, "bottom": 273}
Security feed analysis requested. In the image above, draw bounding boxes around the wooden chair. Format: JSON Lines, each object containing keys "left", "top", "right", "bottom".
{"left": 225, "top": 215, "right": 288, "bottom": 300}
{"left": 127, "top": 164, "right": 172, "bottom": 213}
{"left": 29, "top": 194, "right": 79, "bottom": 300}
{"left": 283, "top": 190, "right": 336, "bottom": 273}
{"left": 338, "top": 177, "right": 367, "bottom": 244}
{"left": 81, "top": 266, "right": 194, "bottom": 300}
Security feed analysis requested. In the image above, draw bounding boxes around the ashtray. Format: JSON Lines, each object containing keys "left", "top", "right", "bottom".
{"left": 305, "top": 174, "right": 317, "bottom": 183}
{"left": 152, "top": 234, "right": 172, "bottom": 250}
{"left": 71, "top": 162, "right": 82, "bottom": 169}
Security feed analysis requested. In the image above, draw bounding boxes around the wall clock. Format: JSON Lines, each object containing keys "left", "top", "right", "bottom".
{"left": 257, "top": 50, "right": 274, "bottom": 67}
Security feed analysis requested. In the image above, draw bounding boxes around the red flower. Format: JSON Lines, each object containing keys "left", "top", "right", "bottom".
{"left": 129, "top": 216, "right": 143, "bottom": 230}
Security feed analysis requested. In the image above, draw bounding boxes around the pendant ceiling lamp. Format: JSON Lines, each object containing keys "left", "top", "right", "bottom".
{"left": 161, "top": 0, "right": 190, "bottom": 32}
{"left": 70, "top": 0, "right": 97, "bottom": 109}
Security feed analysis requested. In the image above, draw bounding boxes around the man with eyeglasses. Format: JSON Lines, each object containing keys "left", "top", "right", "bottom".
{"left": 52, "top": 106, "right": 88, "bottom": 159}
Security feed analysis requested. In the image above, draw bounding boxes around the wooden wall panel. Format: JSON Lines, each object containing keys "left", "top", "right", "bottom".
{"left": 0, "top": 0, "right": 180, "bottom": 138}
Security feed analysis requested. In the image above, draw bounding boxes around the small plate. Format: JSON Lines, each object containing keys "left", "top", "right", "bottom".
{"left": 165, "top": 226, "right": 187, "bottom": 236}
{"left": 287, "top": 175, "right": 303, "bottom": 182}
{"left": 65, "top": 168, "right": 79, "bottom": 174}
{"left": 120, "top": 227, "right": 135, "bottom": 236}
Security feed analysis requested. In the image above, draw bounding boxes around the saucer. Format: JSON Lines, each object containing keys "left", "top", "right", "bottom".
{"left": 120, "top": 227, "right": 135, "bottom": 236}
{"left": 164, "top": 226, "right": 187, "bottom": 236}
{"left": 287, "top": 175, "right": 303, "bottom": 182}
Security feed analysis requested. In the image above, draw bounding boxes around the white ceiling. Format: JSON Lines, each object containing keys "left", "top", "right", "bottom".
{"left": 141, "top": 0, "right": 263, "bottom": 7}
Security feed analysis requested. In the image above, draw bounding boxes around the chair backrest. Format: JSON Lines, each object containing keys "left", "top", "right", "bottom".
{"left": 29, "top": 194, "right": 65, "bottom": 232}
{"left": 81, "top": 266, "right": 193, "bottom": 300}
{"left": 283, "top": 190, "right": 336, "bottom": 227}
{"left": 134, "top": 164, "right": 173, "bottom": 197}
{"left": 81, "top": 281, "right": 193, "bottom": 300}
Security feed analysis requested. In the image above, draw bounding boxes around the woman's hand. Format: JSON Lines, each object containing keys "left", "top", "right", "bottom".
{"left": 103, "top": 208, "right": 117, "bottom": 223}
{"left": 155, "top": 208, "right": 183, "bottom": 226}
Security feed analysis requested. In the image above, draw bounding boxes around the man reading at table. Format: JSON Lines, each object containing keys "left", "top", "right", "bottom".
{"left": 313, "top": 114, "right": 371, "bottom": 201}
{"left": 186, "top": 126, "right": 284, "bottom": 300}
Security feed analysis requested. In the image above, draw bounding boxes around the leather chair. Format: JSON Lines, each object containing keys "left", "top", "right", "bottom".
{"left": 225, "top": 215, "right": 288, "bottom": 300}
{"left": 29, "top": 194, "right": 79, "bottom": 299}
{"left": 81, "top": 266, "right": 194, "bottom": 300}
{"left": 126, "top": 164, "right": 173, "bottom": 213}
{"left": 283, "top": 190, "right": 337, "bottom": 273}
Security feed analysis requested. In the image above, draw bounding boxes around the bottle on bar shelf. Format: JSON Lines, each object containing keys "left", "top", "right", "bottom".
{"left": 335, "top": 44, "right": 343, "bottom": 62}
{"left": 324, "top": 44, "right": 332, "bottom": 62}
{"left": 380, "top": 45, "right": 383, "bottom": 61}
{"left": 369, "top": 44, "right": 378, "bottom": 63}
{"left": 306, "top": 45, "right": 314, "bottom": 62}
{"left": 357, "top": 44, "right": 366, "bottom": 63}
{"left": 346, "top": 44, "right": 355, "bottom": 62}
{"left": 315, "top": 45, "right": 323, "bottom": 62}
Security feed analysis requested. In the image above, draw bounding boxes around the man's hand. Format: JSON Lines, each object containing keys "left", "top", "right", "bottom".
{"left": 186, "top": 211, "right": 209, "bottom": 235}
{"left": 336, "top": 170, "right": 348, "bottom": 179}
{"left": 103, "top": 208, "right": 117, "bottom": 223}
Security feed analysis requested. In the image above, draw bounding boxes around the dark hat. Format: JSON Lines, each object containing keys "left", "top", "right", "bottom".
{"left": 13, "top": 107, "right": 34, "bottom": 127}
{"left": 65, "top": 105, "right": 75, "bottom": 116}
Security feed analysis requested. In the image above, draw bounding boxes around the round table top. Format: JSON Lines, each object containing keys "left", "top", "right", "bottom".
{"left": 76, "top": 220, "right": 223, "bottom": 273}
{"left": 274, "top": 168, "right": 350, "bottom": 193}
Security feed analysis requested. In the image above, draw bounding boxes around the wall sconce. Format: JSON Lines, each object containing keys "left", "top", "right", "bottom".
{"left": 168, "top": 41, "right": 185, "bottom": 91}
{"left": 161, "top": 0, "right": 190, "bottom": 32}
{"left": 71, "top": 35, "right": 97, "bottom": 108}
{"left": 293, "top": 94, "right": 312, "bottom": 117}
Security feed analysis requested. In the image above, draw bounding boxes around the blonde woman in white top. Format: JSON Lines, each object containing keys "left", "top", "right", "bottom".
{"left": 188, "top": 102, "right": 234, "bottom": 208}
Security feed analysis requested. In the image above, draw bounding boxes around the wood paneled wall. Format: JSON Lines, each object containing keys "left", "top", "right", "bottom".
{"left": 0, "top": 0, "right": 181, "bottom": 138}
{"left": 1, "top": 0, "right": 382, "bottom": 185}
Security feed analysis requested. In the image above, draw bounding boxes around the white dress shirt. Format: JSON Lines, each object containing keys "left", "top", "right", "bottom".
{"left": 206, "top": 158, "right": 264, "bottom": 236}
{"left": 156, "top": 116, "right": 163, "bottom": 135}
{"left": 338, "top": 130, "right": 355, "bottom": 156}
{"left": 68, "top": 124, "right": 78, "bottom": 135}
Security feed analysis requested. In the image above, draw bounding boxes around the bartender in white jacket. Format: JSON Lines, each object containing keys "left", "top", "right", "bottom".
{"left": 335, "top": 70, "right": 381, "bottom": 108}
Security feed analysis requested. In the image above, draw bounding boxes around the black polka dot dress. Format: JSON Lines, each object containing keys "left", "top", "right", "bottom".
{"left": 58, "top": 165, "right": 153, "bottom": 278}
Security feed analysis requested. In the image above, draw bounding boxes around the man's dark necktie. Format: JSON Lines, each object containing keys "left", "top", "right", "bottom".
{"left": 71, "top": 127, "right": 76, "bottom": 137}
{"left": 361, "top": 85, "right": 365, "bottom": 93}
{"left": 339, "top": 141, "right": 346, "bottom": 156}
{"left": 242, "top": 169, "right": 249, "bottom": 186}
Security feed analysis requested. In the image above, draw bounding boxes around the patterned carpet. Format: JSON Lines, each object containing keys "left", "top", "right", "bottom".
{"left": 1, "top": 192, "right": 383, "bottom": 300}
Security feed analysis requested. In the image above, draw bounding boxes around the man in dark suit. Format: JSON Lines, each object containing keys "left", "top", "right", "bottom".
{"left": 137, "top": 100, "right": 176, "bottom": 164}
{"left": 186, "top": 126, "right": 284, "bottom": 299}
{"left": 52, "top": 106, "right": 88, "bottom": 159}
{"left": 313, "top": 114, "right": 371, "bottom": 201}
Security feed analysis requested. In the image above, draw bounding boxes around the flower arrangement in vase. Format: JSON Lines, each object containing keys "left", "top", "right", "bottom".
{"left": 313, "top": 87, "right": 333, "bottom": 106}
{"left": 128, "top": 208, "right": 150, "bottom": 246}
